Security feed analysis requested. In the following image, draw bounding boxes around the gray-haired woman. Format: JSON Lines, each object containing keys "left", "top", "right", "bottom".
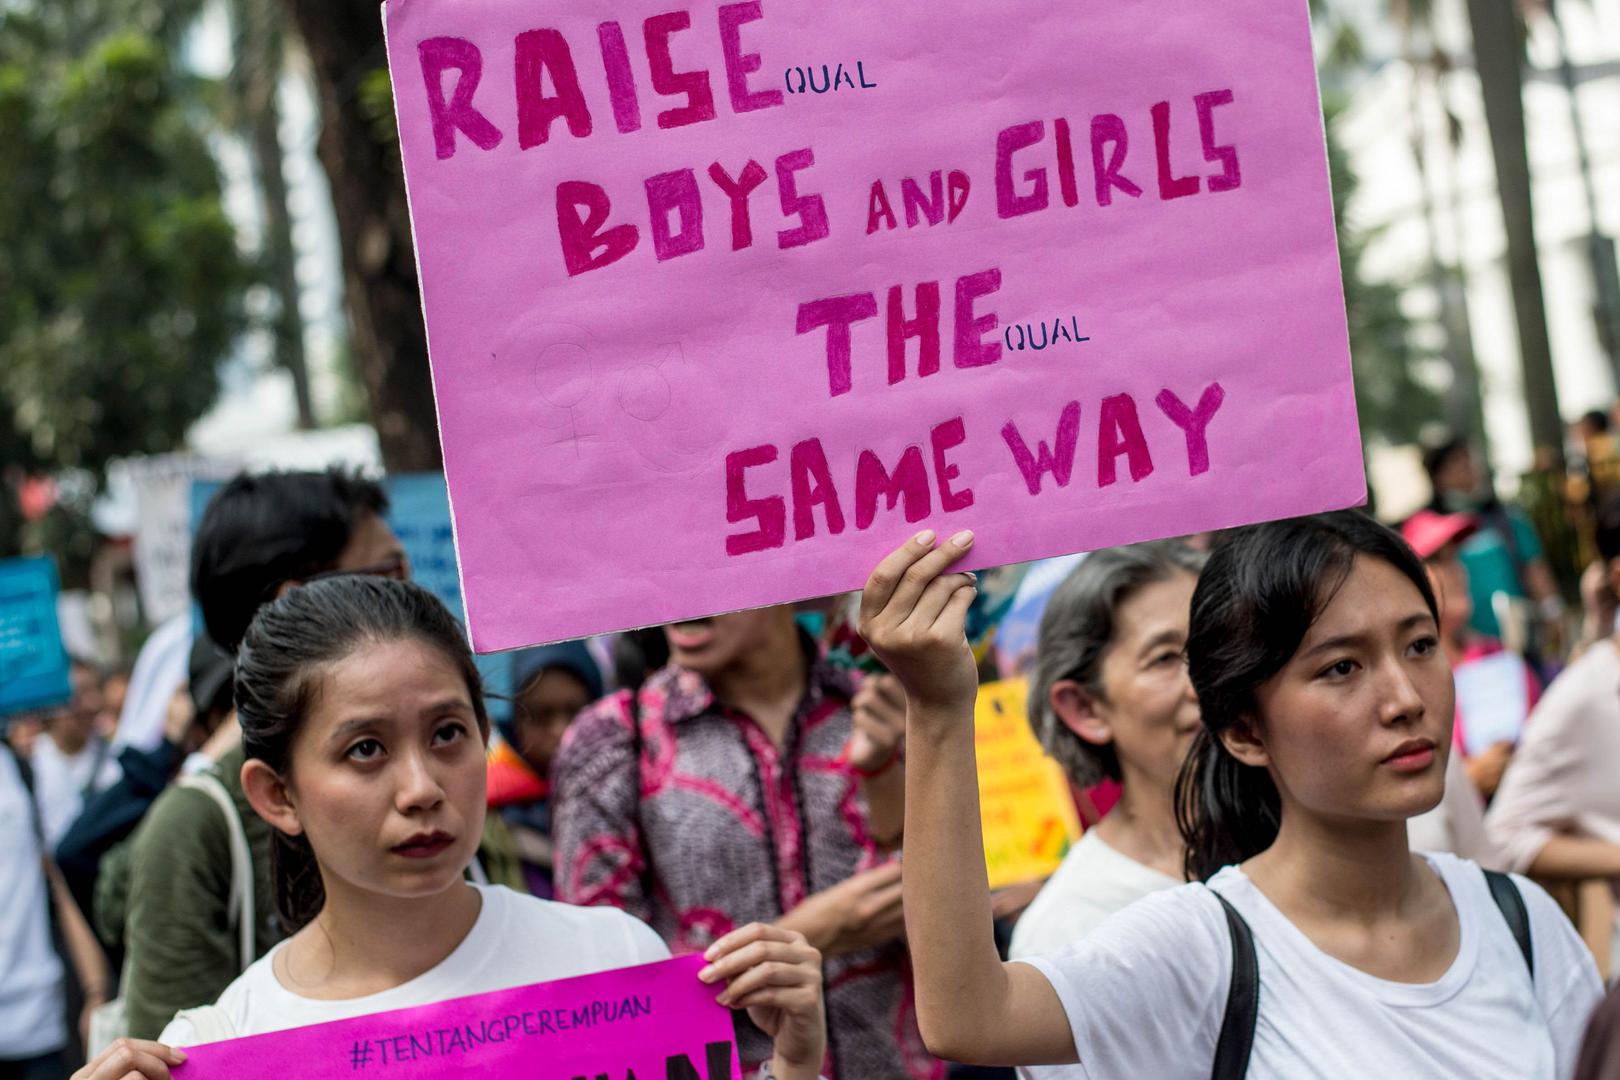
{"left": 1009, "top": 541, "right": 1205, "bottom": 960}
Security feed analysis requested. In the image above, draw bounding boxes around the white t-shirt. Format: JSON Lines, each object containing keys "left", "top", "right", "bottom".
{"left": 160, "top": 885, "right": 669, "bottom": 1045}
{"left": 1010, "top": 831, "right": 1179, "bottom": 961}
{"left": 0, "top": 749, "right": 68, "bottom": 1059}
{"left": 1021, "top": 852, "right": 1602, "bottom": 1079}
{"left": 32, "top": 732, "right": 121, "bottom": 849}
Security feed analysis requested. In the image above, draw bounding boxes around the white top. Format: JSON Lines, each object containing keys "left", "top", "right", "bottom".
{"left": 1487, "top": 639, "right": 1620, "bottom": 883}
{"left": 0, "top": 750, "right": 68, "bottom": 1059}
{"left": 160, "top": 885, "right": 668, "bottom": 1045}
{"left": 1021, "top": 852, "right": 1602, "bottom": 1080}
{"left": 31, "top": 732, "right": 121, "bottom": 849}
{"left": 1009, "top": 830, "right": 1179, "bottom": 961}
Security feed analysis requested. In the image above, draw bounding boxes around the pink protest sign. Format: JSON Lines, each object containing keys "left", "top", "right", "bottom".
{"left": 384, "top": 0, "right": 1364, "bottom": 651}
{"left": 171, "top": 955, "right": 740, "bottom": 1079}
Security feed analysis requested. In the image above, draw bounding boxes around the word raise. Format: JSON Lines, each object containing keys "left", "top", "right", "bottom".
{"left": 418, "top": 4, "right": 783, "bottom": 160}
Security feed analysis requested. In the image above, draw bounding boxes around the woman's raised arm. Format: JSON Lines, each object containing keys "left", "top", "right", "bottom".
{"left": 858, "top": 530, "right": 1076, "bottom": 1066}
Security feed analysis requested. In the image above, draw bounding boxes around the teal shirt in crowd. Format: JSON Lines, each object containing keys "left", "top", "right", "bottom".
{"left": 1459, "top": 509, "right": 1543, "bottom": 639}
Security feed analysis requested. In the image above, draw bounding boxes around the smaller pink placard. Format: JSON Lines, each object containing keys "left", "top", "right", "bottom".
{"left": 172, "top": 955, "right": 741, "bottom": 1079}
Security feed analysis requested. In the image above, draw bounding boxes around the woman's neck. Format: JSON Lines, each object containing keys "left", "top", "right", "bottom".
{"left": 1093, "top": 767, "right": 1184, "bottom": 880}
{"left": 709, "top": 621, "right": 808, "bottom": 745}
{"left": 1242, "top": 807, "right": 1462, "bottom": 983}
{"left": 278, "top": 878, "right": 483, "bottom": 1000}
{"left": 1245, "top": 808, "right": 1425, "bottom": 922}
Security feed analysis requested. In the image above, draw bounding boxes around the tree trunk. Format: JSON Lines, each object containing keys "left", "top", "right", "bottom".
{"left": 1405, "top": 57, "right": 1489, "bottom": 455}
{"left": 277, "top": 0, "right": 441, "bottom": 471}
{"left": 1464, "top": 0, "right": 1564, "bottom": 463}
{"left": 1545, "top": 0, "right": 1620, "bottom": 389}
{"left": 234, "top": 0, "right": 315, "bottom": 429}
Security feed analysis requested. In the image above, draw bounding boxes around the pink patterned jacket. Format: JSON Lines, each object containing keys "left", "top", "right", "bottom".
{"left": 552, "top": 659, "right": 940, "bottom": 1080}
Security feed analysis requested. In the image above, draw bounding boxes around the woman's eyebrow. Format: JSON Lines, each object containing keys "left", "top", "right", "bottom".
{"left": 326, "top": 716, "right": 387, "bottom": 745}
{"left": 1136, "top": 629, "right": 1184, "bottom": 657}
{"left": 417, "top": 697, "right": 475, "bottom": 719}
{"left": 1299, "top": 612, "right": 1435, "bottom": 659}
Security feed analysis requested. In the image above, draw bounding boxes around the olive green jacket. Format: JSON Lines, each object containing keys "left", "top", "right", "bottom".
{"left": 122, "top": 746, "right": 278, "bottom": 1040}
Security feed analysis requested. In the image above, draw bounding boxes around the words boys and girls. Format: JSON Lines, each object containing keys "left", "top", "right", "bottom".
{"left": 411, "top": 7, "right": 1244, "bottom": 276}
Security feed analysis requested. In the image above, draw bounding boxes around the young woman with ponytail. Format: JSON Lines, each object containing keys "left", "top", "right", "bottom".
{"left": 72, "top": 577, "right": 826, "bottom": 1080}
{"left": 858, "top": 512, "right": 1600, "bottom": 1078}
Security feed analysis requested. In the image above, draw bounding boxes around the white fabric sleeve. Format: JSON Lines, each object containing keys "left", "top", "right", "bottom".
{"left": 1484, "top": 681, "right": 1584, "bottom": 874}
{"left": 621, "top": 910, "right": 673, "bottom": 963}
{"left": 1017, "top": 886, "right": 1229, "bottom": 1080}
{"left": 157, "top": 1014, "right": 197, "bottom": 1048}
{"left": 1514, "top": 875, "right": 1605, "bottom": 1079}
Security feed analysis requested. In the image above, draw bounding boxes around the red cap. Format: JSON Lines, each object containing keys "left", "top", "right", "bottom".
{"left": 1401, "top": 510, "right": 1476, "bottom": 560}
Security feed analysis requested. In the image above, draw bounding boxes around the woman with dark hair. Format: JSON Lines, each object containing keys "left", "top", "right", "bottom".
{"left": 1009, "top": 542, "right": 1204, "bottom": 960}
{"left": 857, "top": 513, "right": 1600, "bottom": 1077}
{"left": 71, "top": 577, "right": 826, "bottom": 1080}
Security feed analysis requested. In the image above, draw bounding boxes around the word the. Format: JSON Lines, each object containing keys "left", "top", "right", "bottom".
{"left": 995, "top": 90, "right": 1241, "bottom": 219}
{"left": 1005, "top": 316, "right": 1088, "bottom": 352}
{"left": 417, "top": 3, "right": 782, "bottom": 160}
{"left": 785, "top": 61, "right": 877, "bottom": 94}
{"left": 797, "top": 269, "right": 1003, "bottom": 397}
{"left": 343, "top": 995, "right": 653, "bottom": 1068}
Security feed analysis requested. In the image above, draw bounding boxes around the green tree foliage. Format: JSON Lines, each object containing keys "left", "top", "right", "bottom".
{"left": 0, "top": 12, "right": 248, "bottom": 569}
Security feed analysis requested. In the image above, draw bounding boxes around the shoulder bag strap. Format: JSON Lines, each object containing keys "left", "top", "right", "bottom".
{"left": 179, "top": 774, "right": 256, "bottom": 973}
{"left": 1210, "top": 890, "right": 1258, "bottom": 1080}
{"left": 1483, "top": 868, "right": 1534, "bottom": 980}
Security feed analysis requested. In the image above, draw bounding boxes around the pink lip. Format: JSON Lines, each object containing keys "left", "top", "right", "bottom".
{"left": 1382, "top": 740, "right": 1437, "bottom": 773}
{"left": 666, "top": 621, "right": 716, "bottom": 651}
{"left": 392, "top": 832, "right": 454, "bottom": 859}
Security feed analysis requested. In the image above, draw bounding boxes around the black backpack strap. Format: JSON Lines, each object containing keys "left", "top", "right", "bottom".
{"left": 1483, "top": 869, "right": 1534, "bottom": 980}
{"left": 1211, "top": 890, "right": 1259, "bottom": 1080}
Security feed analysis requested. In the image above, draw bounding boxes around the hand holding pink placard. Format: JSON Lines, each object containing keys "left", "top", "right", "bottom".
{"left": 384, "top": 0, "right": 1364, "bottom": 651}
{"left": 172, "top": 955, "right": 741, "bottom": 1079}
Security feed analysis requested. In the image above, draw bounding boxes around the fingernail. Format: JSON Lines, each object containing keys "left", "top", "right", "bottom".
{"left": 703, "top": 944, "right": 718, "bottom": 961}
{"left": 965, "top": 572, "right": 978, "bottom": 582}
{"left": 950, "top": 530, "right": 974, "bottom": 548}
{"left": 914, "top": 529, "right": 936, "bottom": 547}
{"left": 698, "top": 965, "right": 715, "bottom": 982}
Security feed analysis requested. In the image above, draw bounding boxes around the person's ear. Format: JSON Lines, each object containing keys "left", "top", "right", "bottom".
{"left": 1218, "top": 714, "right": 1270, "bottom": 769}
{"left": 241, "top": 759, "right": 303, "bottom": 838}
{"left": 1051, "top": 680, "right": 1113, "bottom": 747}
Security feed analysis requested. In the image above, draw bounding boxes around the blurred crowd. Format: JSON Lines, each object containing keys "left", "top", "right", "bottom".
{"left": 6, "top": 416, "right": 1620, "bottom": 1078}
